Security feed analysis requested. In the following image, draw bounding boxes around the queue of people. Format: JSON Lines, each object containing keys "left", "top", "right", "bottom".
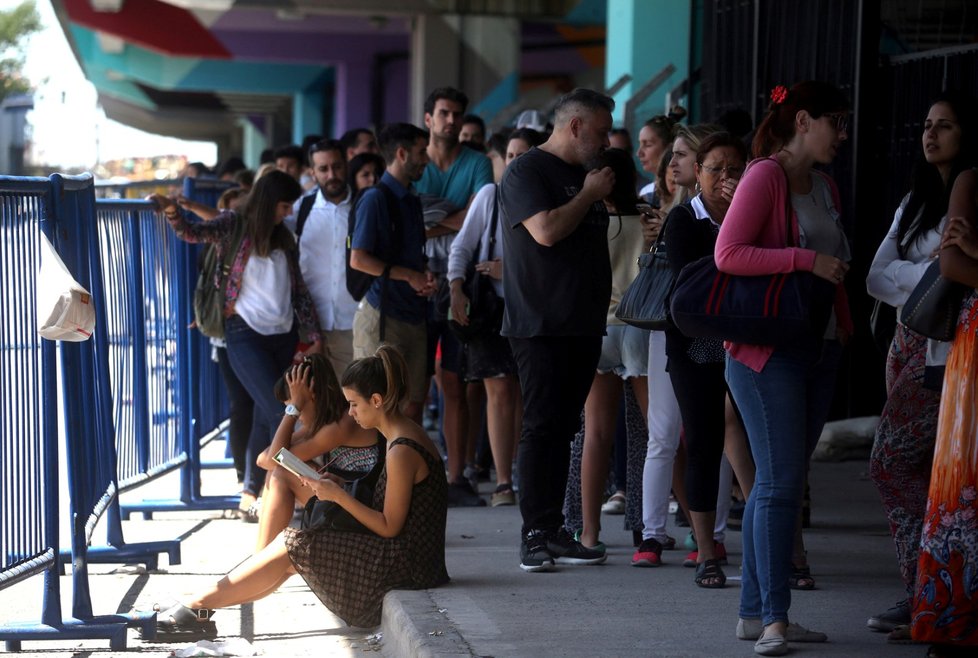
{"left": 145, "top": 81, "right": 976, "bottom": 658}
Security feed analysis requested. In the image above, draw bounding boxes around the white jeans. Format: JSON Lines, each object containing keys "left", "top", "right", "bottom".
{"left": 641, "top": 331, "right": 735, "bottom": 544}
{"left": 641, "top": 331, "right": 682, "bottom": 542}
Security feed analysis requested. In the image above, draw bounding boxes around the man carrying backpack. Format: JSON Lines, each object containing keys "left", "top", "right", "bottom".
{"left": 350, "top": 123, "right": 436, "bottom": 423}
{"left": 287, "top": 139, "right": 357, "bottom": 377}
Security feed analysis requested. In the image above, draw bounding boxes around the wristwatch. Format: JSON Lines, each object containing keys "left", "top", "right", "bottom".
{"left": 284, "top": 404, "right": 301, "bottom": 418}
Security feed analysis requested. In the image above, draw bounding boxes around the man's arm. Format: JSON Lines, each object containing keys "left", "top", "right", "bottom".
{"left": 521, "top": 167, "right": 614, "bottom": 247}
{"left": 350, "top": 249, "right": 433, "bottom": 295}
{"left": 429, "top": 155, "right": 493, "bottom": 236}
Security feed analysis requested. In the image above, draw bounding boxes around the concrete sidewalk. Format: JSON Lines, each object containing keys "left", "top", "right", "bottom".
{"left": 384, "top": 458, "right": 922, "bottom": 658}
{"left": 0, "top": 453, "right": 923, "bottom": 657}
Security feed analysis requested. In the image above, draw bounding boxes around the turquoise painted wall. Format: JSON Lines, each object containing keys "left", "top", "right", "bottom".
{"left": 605, "top": 0, "right": 691, "bottom": 126}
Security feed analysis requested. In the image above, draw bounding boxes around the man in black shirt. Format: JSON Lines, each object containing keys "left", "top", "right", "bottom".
{"left": 498, "top": 88, "right": 615, "bottom": 572}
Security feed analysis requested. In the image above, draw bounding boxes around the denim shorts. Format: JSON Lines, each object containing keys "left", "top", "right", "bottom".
{"left": 597, "top": 324, "right": 650, "bottom": 378}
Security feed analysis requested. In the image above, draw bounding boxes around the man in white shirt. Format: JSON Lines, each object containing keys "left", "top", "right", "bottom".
{"left": 286, "top": 139, "right": 358, "bottom": 377}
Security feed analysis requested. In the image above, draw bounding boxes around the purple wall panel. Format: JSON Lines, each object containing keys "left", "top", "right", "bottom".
{"left": 383, "top": 57, "right": 410, "bottom": 125}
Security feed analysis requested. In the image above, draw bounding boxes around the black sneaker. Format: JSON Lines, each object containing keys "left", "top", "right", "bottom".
{"left": 867, "top": 599, "right": 911, "bottom": 632}
{"left": 546, "top": 527, "right": 607, "bottom": 565}
{"left": 447, "top": 479, "right": 487, "bottom": 507}
{"left": 520, "top": 530, "right": 556, "bottom": 572}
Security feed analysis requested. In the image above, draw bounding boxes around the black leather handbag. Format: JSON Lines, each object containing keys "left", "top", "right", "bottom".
{"left": 441, "top": 188, "right": 504, "bottom": 341}
{"left": 615, "top": 209, "right": 679, "bottom": 330}
{"left": 900, "top": 259, "right": 965, "bottom": 342}
{"left": 300, "top": 441, "right": 385, "bottom": 535}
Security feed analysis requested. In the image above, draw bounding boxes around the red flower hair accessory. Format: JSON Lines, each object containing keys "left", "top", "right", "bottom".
{"left": 770, "top": 85, "right": 788, "bottom": 105}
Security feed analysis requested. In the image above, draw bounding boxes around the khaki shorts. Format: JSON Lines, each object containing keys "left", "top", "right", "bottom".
{"left": 320, "top": 329, "right": 354, "bottom": 380}
{"left": 353, "top": 303, "right": 428, "bottom": 403}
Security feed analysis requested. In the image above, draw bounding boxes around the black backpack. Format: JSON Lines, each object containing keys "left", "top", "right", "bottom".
{"left": 346, "top": 181, "right": 402, "bottom": 302}
{"left": 294, "top": 192, "right": 317, "bottom": 242}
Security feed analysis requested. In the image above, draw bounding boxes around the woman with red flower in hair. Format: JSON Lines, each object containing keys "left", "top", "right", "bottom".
{"left": 716, "top": 81, "right": 852, "bottom": 655}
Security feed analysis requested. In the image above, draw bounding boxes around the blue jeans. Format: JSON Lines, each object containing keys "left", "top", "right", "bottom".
{"left": 725, "top": 340, "right": 842, "bottom": 626}
{"left": 224, "top": 315, "right": 297, "bottom": 496}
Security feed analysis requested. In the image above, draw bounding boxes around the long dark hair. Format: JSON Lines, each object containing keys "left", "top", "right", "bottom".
{"left": 751, "top": 81, "right": 849, "bottom": 158}
{"left": 348, "top": 152, "right": 386, "bottom": 194}
{"left": 303, "top": 354, "right": 347, "bottom": 434}
{"left": 237, "top": 169, "right": 302, "bottom": 257}
{"left": 898, "top": 90, "right": 978, "bottom": 258}
{"left": 341, "top": 345, "right": 409, "bottom": 414}
{"left": 587, "top": 147, "right": 639, "bottom": 217}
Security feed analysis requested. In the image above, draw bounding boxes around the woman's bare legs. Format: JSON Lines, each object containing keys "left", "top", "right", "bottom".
{"left": 188, "top": 534, "right": 297, "bottom": 610}
{"left": 581, "top": 372, "right": 623, "bottom": 547}
{"left": 465, "top": 382, "right": 486, "bottom": 470}
{"left": 484, "top": 375, "right": 519, "bottom": 487}
{"left": 255, "top": 466, "right": 312, "bottom": 551}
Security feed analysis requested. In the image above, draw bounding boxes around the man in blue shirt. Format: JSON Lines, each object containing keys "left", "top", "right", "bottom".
{"left": 350, "top": 123, "right": 436, "bottom": 423}
{"left": 416, "top": 87, "right": 493, "bottom": 507}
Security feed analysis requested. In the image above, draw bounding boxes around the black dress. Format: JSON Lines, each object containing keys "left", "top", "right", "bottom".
{"left": 285, "top": 437, "right": 449, "bottom": 627}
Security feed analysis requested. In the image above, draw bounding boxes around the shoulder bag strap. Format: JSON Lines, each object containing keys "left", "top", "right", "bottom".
{"left": 777, "top": 160, "right": 795, "bottom": 248}
{"left": 486, "top": 187, "right": 500, "bottom": 261}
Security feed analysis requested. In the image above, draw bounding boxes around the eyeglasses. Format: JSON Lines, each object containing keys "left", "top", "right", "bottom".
{"left": 823, "top": 112, "right": 848, "bottom": 133}
{"left": 699, "top": 164, "right": 744, "bottom": 178}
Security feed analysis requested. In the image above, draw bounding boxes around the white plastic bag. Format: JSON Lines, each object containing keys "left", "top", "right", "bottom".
{"left": 36, "top": 231, "right": 95, "bottom": 341}
{"left": 173, "top": 638, "right": 261, "bottom": 657}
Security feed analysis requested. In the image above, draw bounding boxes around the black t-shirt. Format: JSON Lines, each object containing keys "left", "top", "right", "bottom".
{"left": 498, "top": 147, "right": 612, "bottom": 337}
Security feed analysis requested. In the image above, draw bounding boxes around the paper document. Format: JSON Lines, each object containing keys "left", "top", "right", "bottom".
{"left": 273, "top": 447, "right": 320, "bottom": 480}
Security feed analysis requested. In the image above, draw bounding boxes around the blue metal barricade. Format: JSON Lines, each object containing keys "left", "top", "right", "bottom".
{"left": 182, "top": 177, "right": 235, "bottom": 470}
{"left": 0, "top": 175, "right": 141, "bottom": 650}
{"left": 117, "top": 177, "right": 239, "bottom": 517}
{"left": 67, "top": 198, "right": 184, "bottom": 570}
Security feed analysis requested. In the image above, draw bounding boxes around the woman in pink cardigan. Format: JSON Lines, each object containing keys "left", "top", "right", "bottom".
{"left": 714, "top": 81, "right": 853, "bottom": 656}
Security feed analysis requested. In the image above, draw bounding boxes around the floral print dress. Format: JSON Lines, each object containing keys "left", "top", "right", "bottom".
{"left": 912, "top": 290, "right": 978, "bottom": 646}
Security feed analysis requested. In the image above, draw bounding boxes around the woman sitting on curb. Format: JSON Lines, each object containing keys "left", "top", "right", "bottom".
{"left": 153, "top": 345, "right": 449, "bottom": 635}
{"left": 253, "top": 353, "right": 381, "bottom": 551}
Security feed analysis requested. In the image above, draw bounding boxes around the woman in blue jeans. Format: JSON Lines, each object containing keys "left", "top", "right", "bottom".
{"left": 714, "top": 81, "right": 853, "bottom": 656}
{"left": 150, "top": 171, "right": 321, "bottom": 516}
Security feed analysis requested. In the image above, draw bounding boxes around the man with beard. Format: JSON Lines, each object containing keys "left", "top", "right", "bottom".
{"left": 286, "top": 139, "right": 357, "bottom": 376}
{"left": 416, "top": 87, "right": 493, "bottom": 508}
{"left": 497, "top": 88, "right": 615, "bottom": 572}
{"left": 350, "top": 123, "right": 436, "bottom": 423}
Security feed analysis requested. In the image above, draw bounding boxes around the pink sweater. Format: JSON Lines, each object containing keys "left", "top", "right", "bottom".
{"left": 714, "top": 157, "right": 852, "bottom": 372}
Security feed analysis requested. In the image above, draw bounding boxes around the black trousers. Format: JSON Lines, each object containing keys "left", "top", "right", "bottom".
{"left": 510, "top": 335, "right": 601, "bottom": 536}
{"left": 216, "top": 345, "right": 254, "bottom": 483}
{"left": 668, "top": 353, "right": 728, "bottom": 512}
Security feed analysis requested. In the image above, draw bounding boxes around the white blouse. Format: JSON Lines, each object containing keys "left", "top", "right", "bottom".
{"left": 234, "top": 249, "right": 294, "bottom": 335}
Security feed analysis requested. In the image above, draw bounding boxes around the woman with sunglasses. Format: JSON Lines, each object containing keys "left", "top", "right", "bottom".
{"left": 715, "top": 81, "right": 852, "bottom": 655}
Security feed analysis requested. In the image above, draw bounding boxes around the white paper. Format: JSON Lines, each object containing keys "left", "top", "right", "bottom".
{"left": 273, "top": 447, "right": 320, "bottom": 480}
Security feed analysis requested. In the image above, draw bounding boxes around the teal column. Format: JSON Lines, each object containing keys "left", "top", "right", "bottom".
{"left": 606, "top": 0, "right": 690, "bottom": 129}
{"left": 239, "top": 118, "right": 267, "bottom": 170}
{"left": 292, "top": 86, "right": 325, "bottom": 144}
